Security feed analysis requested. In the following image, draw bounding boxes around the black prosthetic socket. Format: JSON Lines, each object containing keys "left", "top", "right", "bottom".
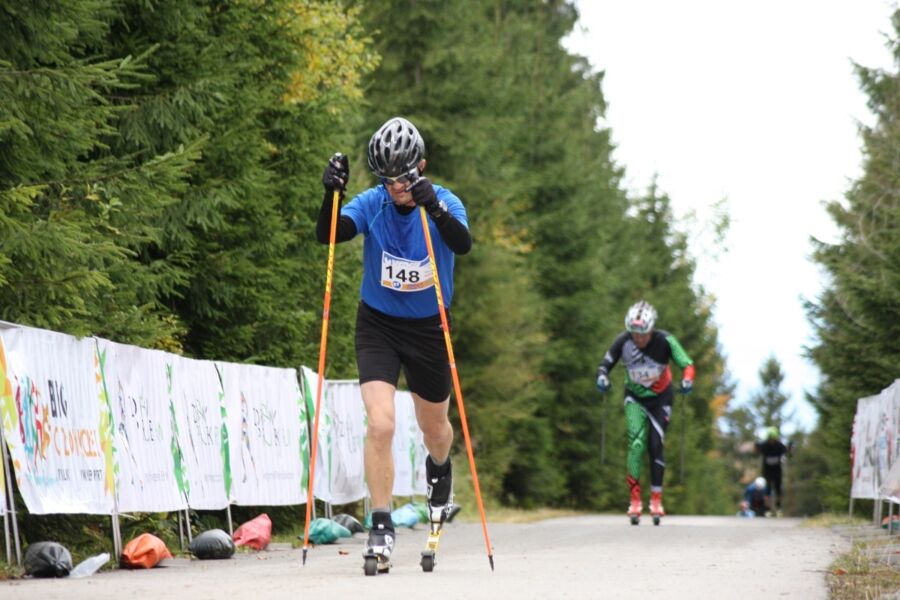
{"left": 426, "top": 455, "right": 452, "bottom": 506}
{"left": 371, "top": 509, "right": 393, "bottom": 532}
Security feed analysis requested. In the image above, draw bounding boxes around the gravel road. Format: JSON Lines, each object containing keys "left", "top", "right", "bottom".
{"left": 1, "top": 515, "right": 847, "bottom": 600}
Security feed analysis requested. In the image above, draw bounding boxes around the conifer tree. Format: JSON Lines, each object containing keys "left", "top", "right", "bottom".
{"left": 749, "top": 356, "right": 792, "bottom": 433}
{"left": 805, "top": 10, "right": 900, "bottom": 511}
{"left": 102, "top": 0, "right": 374, "bottom": 367}
{"left": 0, "top": 0, "right": 199, "bottom": 346}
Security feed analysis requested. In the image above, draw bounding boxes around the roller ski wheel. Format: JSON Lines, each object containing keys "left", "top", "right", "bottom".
{"left": 420, "top": 549, "right": 436, "bottom": 572}
{"left": 627, "top": 498, "right": 642, "bottom": 526}
{"left": 362, "top": 550, "right": 391, "bottom": 576}
{"left": 649, "top": 492, "right": 664, "bottom": 526}
{"left": 363, "top": 555, "right": 378, "bottom": 576}
{"left": 420, "top": 503, "right": 449, "bottom": 572}
{"left": 363, "top": 513, "right": 394, "bottom": 576}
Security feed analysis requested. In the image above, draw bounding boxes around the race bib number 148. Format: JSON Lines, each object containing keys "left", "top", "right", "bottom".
{"left": 381, "top": 252, "right": 434, "bottom": 292}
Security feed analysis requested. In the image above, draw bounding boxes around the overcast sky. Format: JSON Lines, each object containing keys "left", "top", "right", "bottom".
{"left": 565, "top": 1, "right": 897, "bottom": 433}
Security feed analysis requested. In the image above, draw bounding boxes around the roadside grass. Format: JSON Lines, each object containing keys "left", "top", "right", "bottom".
{"left": 801, "top": 513, "right": 870, "bottom": 528}
{"left": 827, "top": 536, "right": 900, "bottom": 600}
{"left": 804, "top": 512, "right": 900, "bottom": 599}
{"left": 0, "top": 562, "right": 23, "bottom": 581}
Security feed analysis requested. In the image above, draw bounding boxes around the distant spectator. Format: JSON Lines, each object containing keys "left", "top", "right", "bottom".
{"left": 744, "top": 477, "right": 769, "bottom": 517}
{"left": 755, "top": 426, "right": 792, "bottom": 513}
{"left": 736, "top": 500, "right": 755, "bottom": 518}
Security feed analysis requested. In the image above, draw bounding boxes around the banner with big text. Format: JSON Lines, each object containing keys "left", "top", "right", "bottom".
{"left": 851, "top": 379, "right": 900, "bottom": 499}
{"left": 0, "top": 326, "right": 114, "bottom": 514}
{"left": 169, "top": 355, "right": 229, "bottom": 510}
{"left": 96, "top": 339, "right": 186, "bottom": 513}
{"left": 220, "top": 361, "right": 308, "bottom": 505}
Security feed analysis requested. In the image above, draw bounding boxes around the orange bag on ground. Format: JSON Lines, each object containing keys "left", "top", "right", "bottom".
{"left": 120, "top": 533, "right": 173, "bottom": 569}
{"left": 232, "top": 513, "right": 272, "bottom": 550}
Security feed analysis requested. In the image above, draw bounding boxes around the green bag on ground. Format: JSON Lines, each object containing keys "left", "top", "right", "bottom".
{"left": 306, "top": 518, "right": 352, "bottom": 544}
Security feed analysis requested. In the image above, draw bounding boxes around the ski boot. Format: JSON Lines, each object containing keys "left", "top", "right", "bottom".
{"left": 421, "top": 457, "right": 452, "bottom": 573}
{"left": 649, "top": 490, "right": 665, "bottom": 526}
{"left": 627, "top": 476, "right": 642, "bottom": 525}
{"left": 363, "top": 511, "right": 394, "bottom": 576}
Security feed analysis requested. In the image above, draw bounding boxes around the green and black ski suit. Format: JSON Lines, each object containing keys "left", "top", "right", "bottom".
{"left": 596, "top": 330, "right": 694, "bottom": 492}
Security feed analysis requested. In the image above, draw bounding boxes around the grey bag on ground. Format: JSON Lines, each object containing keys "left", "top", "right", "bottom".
{"left": 332, "top": 513, "right": 365, "bottom": 534}
{"left": 188, "top": 529, "right": 236, "bottom": 559}
{"left": 24, "top": 541, "right": 74, "bottom": 577}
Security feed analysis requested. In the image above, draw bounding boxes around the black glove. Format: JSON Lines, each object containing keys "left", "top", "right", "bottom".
{"left": 409, "top": 177, "right": 443, "bottom": 218}
{"left": 322, "top": 152, "right": 349, "bottom": 192}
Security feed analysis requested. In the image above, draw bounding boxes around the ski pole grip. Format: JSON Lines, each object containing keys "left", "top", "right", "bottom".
{"left": 330, "top": 152, "right": 348, "bottom": 169}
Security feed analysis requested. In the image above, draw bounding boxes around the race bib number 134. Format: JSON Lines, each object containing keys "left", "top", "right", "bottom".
{"left": 381, "top": 251, "right": 434, "bottom": 292}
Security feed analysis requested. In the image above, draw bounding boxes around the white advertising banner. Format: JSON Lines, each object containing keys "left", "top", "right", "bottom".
{"left": 850, "top": 395, "right": 878, "bottom": 499}
{"left": 320, "top": 380, "right": 366, "bottom": 505}
{"left": 392, "top": 390, "right": 427, "bottom": 497}
{"left": 314, "top": 380, "right": 427, "bottom": 504}
{"left": 882, "top": 460, "right": 900, "bottom": 503}
{"left": 170, "top": 355, "right": 228, "bottom": 510}
{"left": 220, "top": 361, "right": 306, "bottom": 505}
{"left": 0, "top": 327, "right": 113, "bottom": 514}
{"left": 851, "top": 380, "right": 900, "bottom": 500}
{"left": 97, "top": 340, "right": 186, "bottom": 513}
{"left": 301, "top": 367, "right": 334, "bottom": 503}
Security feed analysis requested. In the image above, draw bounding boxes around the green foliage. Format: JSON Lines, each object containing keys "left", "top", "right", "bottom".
{"left": 804, "top": 10, "right": 900, "bottom": 512}
{"left": 1, "top": 0, "right": 736, "bottom": 534}
{"left": 0, "top": 0, "right": 197, "bottom": 345}
{"left": 360, "top": 0, "right": 729, "bottom": 511}
{"left": 718, "top": 355, "right": 799, "bottom": 513}
{"left": 749, "top": 356, "right": 793, "bottom": 432}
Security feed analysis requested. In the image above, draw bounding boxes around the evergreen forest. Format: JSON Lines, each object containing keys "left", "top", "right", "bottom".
{"left": 1, "top": 0, "right": 898, "bottom": 545}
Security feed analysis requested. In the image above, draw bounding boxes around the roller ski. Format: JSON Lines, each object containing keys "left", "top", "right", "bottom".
{"left": 627, "top": 476, "right": 642, "bottom": 525}
{"left": 649, "top": 490, "right": 665, "bottom": 526}
{"left": 363, "top": 512, "right": 394, "bottom": 576}
{"left": 420, "top": 456, "right": 452, "bottom": 573}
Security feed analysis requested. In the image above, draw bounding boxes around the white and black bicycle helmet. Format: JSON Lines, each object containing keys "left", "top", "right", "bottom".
{"left": 624, "top": 301, "right": 657, "bottom": 334}
{"left": 367, "top": 117, "right": 425, "bottom": 178}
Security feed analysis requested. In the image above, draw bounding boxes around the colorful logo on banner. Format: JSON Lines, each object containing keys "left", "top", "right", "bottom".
{"left": 8, "top": 374, "right": 104, "bottom": 482}
{"left": 167, "top": 363, "right": 190, "bottom": 500}
{"left": 93, "top": 345, "right": 118, "bottom": 497}
{"left": 0, "top": 337, "right": 12, "bottom": 503}
{"left": 239, "top": 392, "right": 258, "bottom": 485}
{"left": 216, "top": 368, "right": 232, "bottom": 499}
{"left": 299, "top": 369, "right": 314, "bottom": 494}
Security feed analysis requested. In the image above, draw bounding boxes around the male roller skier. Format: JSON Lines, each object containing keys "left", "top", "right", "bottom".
{"left": 595, "top": 301, "right": 695, "bottom": 523}
{"left": 317, "top": 116, "right": 471, "bottom": 570}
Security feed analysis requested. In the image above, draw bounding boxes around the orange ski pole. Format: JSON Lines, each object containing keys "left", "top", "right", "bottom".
{"left": 418, "top": 206, "right": 494, "bottom": 571}
{"left": 302, "top": 177, "right": 342, "bottom": 565}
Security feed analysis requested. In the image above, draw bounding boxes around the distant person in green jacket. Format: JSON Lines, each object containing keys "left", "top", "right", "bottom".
{"left": 595, "top": 301, "right": 695, "bottom": 524}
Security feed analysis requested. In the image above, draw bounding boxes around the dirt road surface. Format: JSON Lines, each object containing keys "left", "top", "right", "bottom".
{"left": 1, "top": 515, "right": 846, "bottom": 600}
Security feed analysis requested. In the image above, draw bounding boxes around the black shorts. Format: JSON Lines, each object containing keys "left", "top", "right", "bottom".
{"left": 355, "top": 302, "right": 451, "bottom": 402}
